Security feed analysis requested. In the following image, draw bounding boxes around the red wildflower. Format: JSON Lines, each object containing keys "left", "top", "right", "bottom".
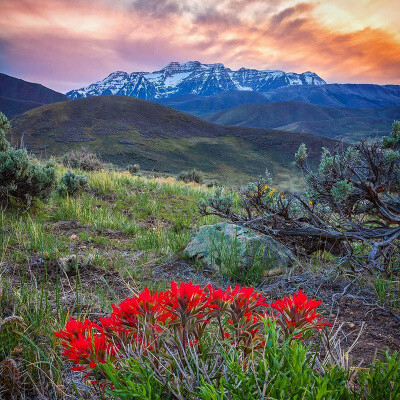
{"left": 55, "top": 319, "right": 117, "bottom": 372}
{"left": 55, "top": 283, "right": 329, "bottom": 384}
{"left": 270, "top": 289, "right": 331, "bottom": 339}
{"left": 98, "top": 315, "right": 118, "bottom": 330}
{"left": 206, "top": 285, "right": 234, "bottom": 317}
{"left": 55, "top": 318, "right": 101, "bottom": 343}
{"left": 62, "top": 333, "right": 117, "bottom": 371}
{"left": 164, "top": 281, "right": 209, "bottom": 318}
{"left": 229, "top": 285, "right": 269, "bottom": 309}
{"left": 223, "top": 285, "right": 268, "bottom": 331}
{"left": 110, "top": 287, "right": 168, "bottom": 330}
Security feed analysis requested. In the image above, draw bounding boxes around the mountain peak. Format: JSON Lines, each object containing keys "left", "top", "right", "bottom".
{"left": 182, "top": 61, "right": 202, "bottom": 68}
{"left": 162, "top": 61, "right": 202, "bottom": 72}
{"left": 67, "top": 61, "right": 326, "bottom": 100}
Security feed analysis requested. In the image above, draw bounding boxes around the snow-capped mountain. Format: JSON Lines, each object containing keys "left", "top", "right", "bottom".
{"left": 67, "top": 61, "right": 326, "bottom": 100}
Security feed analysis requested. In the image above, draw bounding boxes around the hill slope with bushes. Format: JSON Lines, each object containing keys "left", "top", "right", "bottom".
{"left": 10, "top": 95, "right": 337, "bottom": 187}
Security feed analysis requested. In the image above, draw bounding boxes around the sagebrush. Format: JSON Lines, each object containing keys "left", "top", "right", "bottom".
{"left": 0, "top": 112, "right": 57, "bottom": 206}
{"left": 62, "top": 149, "right": 103, "bottom": 171}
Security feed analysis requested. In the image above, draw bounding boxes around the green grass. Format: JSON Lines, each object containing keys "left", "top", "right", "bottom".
{"left": 1, "top": 167, "right": 218, "bottom": 265}
{"left": 207, "top": 227, "right": 275, "bottom": 285}
{"left": 1, "top": 162, "right": 399, "bottom": 399}
{"left": 0, "top": 165, "right": 223, "bottom": 397}
{"left": 373, "top": 275, "right": 400, "bottom": 309}
{"left": 27, "top": 131, "right": 305, "bottom": 188}
{"left": 1, "top": 166, "right": 223, "bottom": 298}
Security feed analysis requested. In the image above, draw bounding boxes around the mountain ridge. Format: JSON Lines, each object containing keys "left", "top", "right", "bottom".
{"left": 158, "top": 84, "right": 400, "bottom": 114}
{"left": 0, "top": 72, "right": 68, "bottom": 118}
{"left": 67, "top": 61, "right": 325, "bottom": 100}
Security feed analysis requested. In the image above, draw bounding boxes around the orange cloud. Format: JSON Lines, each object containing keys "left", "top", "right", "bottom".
{"left": 0, "top": 0, "right": 399, "bottom": 92}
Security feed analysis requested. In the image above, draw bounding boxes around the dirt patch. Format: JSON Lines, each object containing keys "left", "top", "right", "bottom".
{"left": 48, "top": 219, "right": 87, "bottom": 234}
{"left": 149, "top": 258, "right": 216, "bottom": 288}
{"left": 257, "top": 273, "right": 400, "bottom": 366}
{"left": 333, "top": 296, "right": 400, "bottom": 365}
{"left": 139, "top": 215, "right": 173, "bottom": 229}
{"left": 48, "top": 220, "right": 134, "bottom": 242}
{"left": 89, "top": 189, "right": 117, "bottom": 203}
{"left": 94, "top": 228, "right": 133, "bottom": 240}
{"left": 163, "top": 194, "right": 186, "bottom": 202}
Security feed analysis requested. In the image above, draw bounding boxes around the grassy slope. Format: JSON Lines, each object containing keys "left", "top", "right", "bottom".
{"left": 2, "top": 167, "right": 219, "bottom": 267}
{"left": 9, "top": 95, "right": 337, "bottom": 188}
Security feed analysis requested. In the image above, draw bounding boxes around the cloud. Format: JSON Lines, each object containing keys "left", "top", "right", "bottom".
{"left": 0, "top": 0, "right": 399, "bottom": 92}
{"left": 128, "top": 0, "right": 183, "bottom": 18}
{"left": 271, "top": 2, "right": 314, "bottom": 24}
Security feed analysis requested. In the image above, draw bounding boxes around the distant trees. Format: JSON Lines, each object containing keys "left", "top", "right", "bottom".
{"left": 200, "top": 122, "right": 400, "bottom": 274}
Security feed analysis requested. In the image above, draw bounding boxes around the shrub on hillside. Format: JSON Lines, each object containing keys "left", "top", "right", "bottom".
{"left": 201, "top": 122, "right": 400, "bottom": 274}
{"left": 58, "top": 171, "right": 88, "bottom": 196}
{"left": 62, "top": 149, "right": 103, "bottom": 171}
{"left": 0, "top": 112, "right": 11, "bottom": 138}
{"left": 207, "top": 180, "right": 218, "bottom": 188}
{"left": 0, "top": 112, "right": 57, "bottom": 207}
{"left": 126, "top": 163, "right": 140, "bottom": 174}
{"left": 177, "top": 169, "right": 204, "bottom": 184}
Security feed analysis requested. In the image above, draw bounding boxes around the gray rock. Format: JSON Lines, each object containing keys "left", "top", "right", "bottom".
{"left": 184, "top": 222, "right": 294, "bottom": 272}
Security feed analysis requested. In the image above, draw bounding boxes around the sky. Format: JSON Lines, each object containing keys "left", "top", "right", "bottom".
{"left": 0, "top": 0, "right": 400, "bottom": 93}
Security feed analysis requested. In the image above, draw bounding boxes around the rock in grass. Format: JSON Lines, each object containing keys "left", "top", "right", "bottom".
{"left": 184, "top": 222, "right": 294, "bottom": 272}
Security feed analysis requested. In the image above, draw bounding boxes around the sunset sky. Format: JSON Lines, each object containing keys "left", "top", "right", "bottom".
{"left": 1, "top": 0, "right": 399, "bottom": 93}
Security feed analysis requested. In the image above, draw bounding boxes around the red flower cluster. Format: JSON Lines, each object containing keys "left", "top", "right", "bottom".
{"left": 270, "top": 289, "right": 332, "bottom": 339}
{"left": 55, "top": 282, "right": 330, "bottom": 378}
{"left": 55, "top": 318, "right": 117, "bottom": 372}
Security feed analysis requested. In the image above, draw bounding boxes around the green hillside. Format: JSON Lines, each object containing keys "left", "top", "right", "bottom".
{"left": 207, "top": 101, "right": 400, "bottom": 141}
{"left": 10, "top": 95, "right": 336, "bottom": 187}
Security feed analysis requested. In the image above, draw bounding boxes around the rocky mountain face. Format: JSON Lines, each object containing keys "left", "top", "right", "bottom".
{"left": 67, "top": 61, "right": 325, "bottom": 100}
